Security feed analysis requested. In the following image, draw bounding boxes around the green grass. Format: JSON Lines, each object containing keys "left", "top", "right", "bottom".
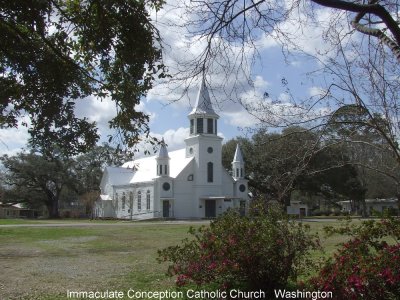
{"left": 0, "top": 219, "right": 358, "bottom": 300}
{"left": 302, "top": 219, "right": 357, "bottom": 255}
{"left": 0, "top": 222, "right": 204, "bottom": 300}
{"left": 0, "top": 218, "right": 125, "bottom": 225}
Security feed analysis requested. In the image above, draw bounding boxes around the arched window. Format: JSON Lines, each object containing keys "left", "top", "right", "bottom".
{"left": 146, "top": 190, "right": 151, "bottom": 210}
{"left": 207, "top": 162, "right": 213, "bottom": 183}
{"left": 129, "top": 192, "right": 134, "bottom": 210}
{"left": 115, "top": 193, "right": 118, "bottom": 209}
{"left": 197, "top": 118, "right": 203, "bottom": 133}
{"left": 207, "top": 118, "right": 214, "bottom": 133}
{"left": 122, "top": 192, "right": 126, "bottom": 210}
{"left": 190, "top": 119, "right": 194, "bottom": 134}
{"left": 137, "top": 191, "right": 142, "bottom": 211}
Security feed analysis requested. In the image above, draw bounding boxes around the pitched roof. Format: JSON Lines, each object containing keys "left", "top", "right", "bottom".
{"left": 103, "top": 167, "right": 134, "bottom": 186}
{"left": 189, "top": 78, "right": 219, "bottom": 118}
{"left": 233, "top": 144, "right": 244, "bottom": 163}
{"left": 121, "top": 148, "right": 193, "bottom": 183}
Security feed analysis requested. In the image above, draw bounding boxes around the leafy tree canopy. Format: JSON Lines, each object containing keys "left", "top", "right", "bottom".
{"left": 0, "top": 0, "right": 167, "bottom": 156}
{"left": 0, "top": 144, "right": 122, "bottom": 218}
{"left": 222, "top": 127, "right": 364, "bottom": 205}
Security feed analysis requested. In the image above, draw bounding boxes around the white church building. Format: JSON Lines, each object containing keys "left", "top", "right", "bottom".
{"left": 94, "top": 80, "right": 249, "bottom": 219}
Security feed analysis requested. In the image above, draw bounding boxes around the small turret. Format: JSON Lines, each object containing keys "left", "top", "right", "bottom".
{"left": 232, "top": 144, "right": 245, "bottom": 180}
{"left": 156, "top": 138, "right": 170, "bottom": 176}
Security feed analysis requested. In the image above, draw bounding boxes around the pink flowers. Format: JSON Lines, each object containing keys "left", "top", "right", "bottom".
{"left": 208, "top": 261, "right": 217, "bottom": 270}
{"left": 308, "top": 217, "right": 400, "bottom": 299}
{"left": 347, "top": 274, "right": 364, "bottom": 291}
{"left": 158, "top": 208, "right": 319, "bottom": 295}
{"left": 176, "top": 274, "right": 189, "bottom": 287}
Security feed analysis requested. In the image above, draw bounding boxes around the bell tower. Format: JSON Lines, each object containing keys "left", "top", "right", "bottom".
{"left": 184, "top": 77, "right": 223, "bottom": 186}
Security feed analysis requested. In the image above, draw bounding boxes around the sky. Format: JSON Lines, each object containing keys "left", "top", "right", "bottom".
{"left": 0, "top": 1, "right": 346, "bottom": 157}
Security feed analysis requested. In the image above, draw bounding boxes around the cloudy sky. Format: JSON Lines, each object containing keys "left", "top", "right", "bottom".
{"left": 0, "top": 1, "right": 344, "bottom": 157}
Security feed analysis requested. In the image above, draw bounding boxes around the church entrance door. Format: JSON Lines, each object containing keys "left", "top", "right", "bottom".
{"left": 162, "top": 200, "right": 169, "bottom": 218}
{"left": 205, "top": 200, "right": 216, "bottom": 218}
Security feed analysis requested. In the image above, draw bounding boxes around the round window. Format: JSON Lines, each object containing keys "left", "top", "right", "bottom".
{"left": 189, "top": 147, "right": 194, "bottom": 154}
{"left": 162, "top": 182, "right": 171, "bottom": 191}
{"left": 207, "top": 147, "right": 213, "bottom": 153}
{"left": 239, "top": 184, "right": 246, "bottom": 192}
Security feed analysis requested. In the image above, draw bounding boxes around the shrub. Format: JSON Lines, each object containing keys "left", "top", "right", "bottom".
{"left": 308, "top": 217, "right": 400, "bottom": 299}
{"left": 158, "top": 206, "right": 320, "bottom": 296}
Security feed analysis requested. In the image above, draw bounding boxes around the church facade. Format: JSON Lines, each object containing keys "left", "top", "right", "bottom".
{"left": 94, "top": 80, "right": 249, "bottom": 220}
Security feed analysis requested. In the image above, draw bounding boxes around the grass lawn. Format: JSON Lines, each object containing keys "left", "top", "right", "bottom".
{"left": 0, "top": 219, "right": 354, "bottom": 300}
{"left": 0, "top": 218, "right": 124, "bottom": 225}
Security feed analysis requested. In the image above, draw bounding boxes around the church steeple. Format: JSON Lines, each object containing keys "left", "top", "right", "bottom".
{"left": 188, "top": 77, "right": 219, "bottom": 136}
{"left": 232, "top": 144, "right": 245, "bottom": 180}
{"left": 156, "top": 138, "right": 170, "bottom": 176}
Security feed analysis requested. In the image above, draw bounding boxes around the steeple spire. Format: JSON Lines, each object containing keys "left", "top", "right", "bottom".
{"left": 157, "top": 138, "right": 169, "bottom": 158}
{"left": 232, "top": 144, "right": 245, "bottom": 179}
{"left": 189, "top": 77, "right": 219, "bottom": 118}
{"left": 233, "top": 144, "right": 244, "bottom": 163}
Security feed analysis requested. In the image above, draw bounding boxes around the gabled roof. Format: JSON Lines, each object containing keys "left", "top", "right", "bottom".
{"left": 189, "top": 78, "right": 219, "bottom": 118}
{"left": 121, "top": 148, "right": 193, "bottom": 183}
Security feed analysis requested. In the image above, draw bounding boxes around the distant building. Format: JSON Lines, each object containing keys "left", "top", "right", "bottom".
{"left": 0, "top": 202, "right": 41, "bottom": 219}
{"left": 94, "top": 80, "right": 250, "bottom": 219}
{"left": 287, "top": 201, "right": 308, "bottom": 217}
{"left": 338, "top": 198, "right": 399, "bottom": 215}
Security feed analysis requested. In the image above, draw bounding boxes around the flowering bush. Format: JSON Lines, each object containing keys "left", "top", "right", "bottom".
{"left": 157, "top": 206, "right": 320, "bottom": 295}
{"left": 309, "top": 217, "right": 400, "bottom": 299}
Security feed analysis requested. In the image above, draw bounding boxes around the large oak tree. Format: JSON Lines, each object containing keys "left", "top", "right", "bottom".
{"left": 0, "top": 0, "right": 167, "bottom": 155}
{"left": 1, "top": 144, "right": 123, "bottom": 218}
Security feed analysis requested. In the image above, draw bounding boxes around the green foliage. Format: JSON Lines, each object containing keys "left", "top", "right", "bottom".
{"left": 1, "top": 151, "right": 78, "bottom": 217}
{"left": 222, "top": 128, "right": 362, "bottom": 205}
{"left": 309, "top": 217, "right": 400, "bottom": 299}
{"left": 158, "top": 207, "right": 320, "bottom": 296}
{"left": 0, "top": 144, "right": 122, "bottom": 218}
{"left": 0, "top": 0, "right": 167, "bottom": 155}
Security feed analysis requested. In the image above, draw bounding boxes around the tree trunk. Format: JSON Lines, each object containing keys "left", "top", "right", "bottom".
{"left": 44, "top": 190, "right": 60, "bottom": 219}
{"left": 46, "top": 199, "right": 60, "bottom": 219}
{"left": 360, "top": 198, "right": 368, "bottom": 218}
{"left": 397, "top": 189, "right": 400, "bottom": 217}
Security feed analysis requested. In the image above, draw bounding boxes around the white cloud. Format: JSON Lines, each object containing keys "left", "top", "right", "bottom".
{"left": 130, "top": 126, "right": 189, "bottom": 158}
{"left": 308, "top": 86, "right": 327, "bottom": 98}
{"left": 148, "top": 1, "right": 261, "bottom": 114}
{"left": 278, "top": 92, "right": 291, "bottom": 103}
{"left": 0, "top": 117, "right": 30, "bottom": 156}
{"left": 75, "top": 96, "right": 158, "bottom": 143}
{"left": 253, "top": 75, "right": 270, "bottom": 90}
{"left": 153, "top": 127, "right": 190, "bottom": 151}
{"left": 255, "top": 4, "right": 355, "bottom": 67}
{"left": 223, "top": 110, "right": 260, "bottom": 128}
{"left": 80, "top": 96, "right": 117, "bottom": 125}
